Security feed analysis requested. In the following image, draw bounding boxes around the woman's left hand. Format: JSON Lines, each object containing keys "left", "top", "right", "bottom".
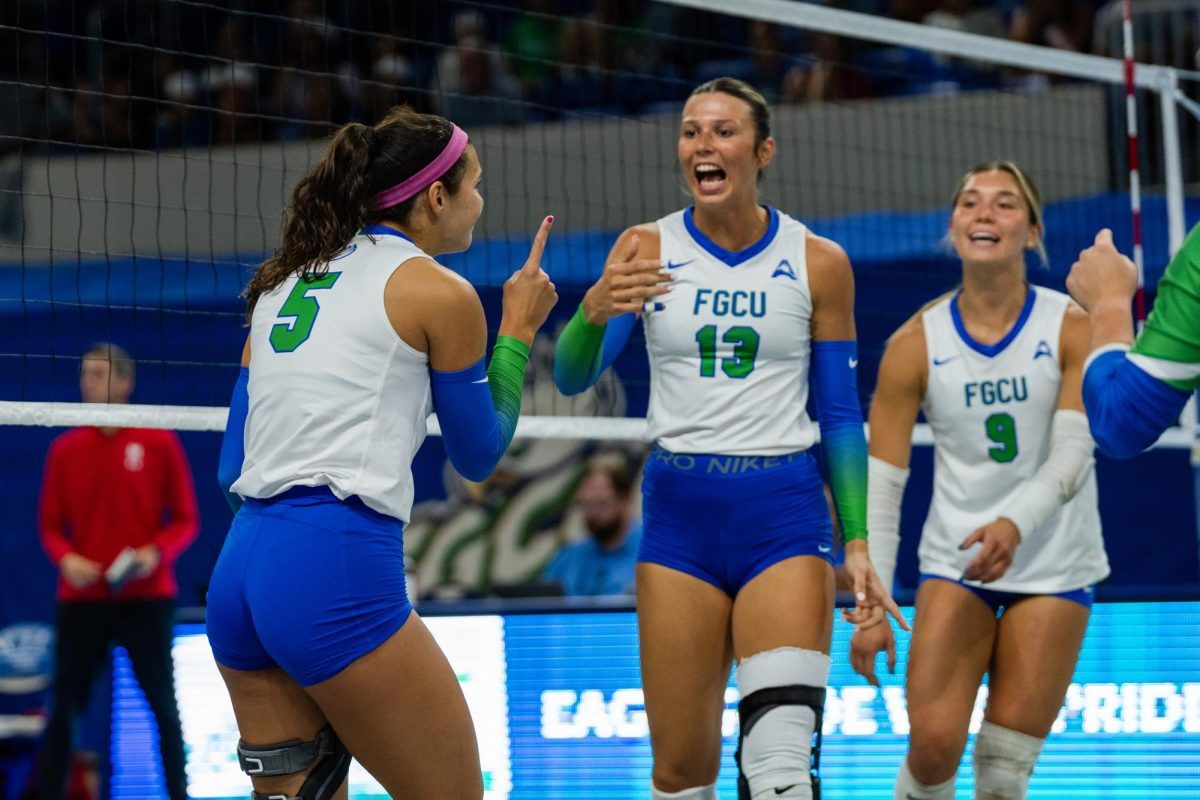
{"left": 840, "top": 539, "right": 911, "bottom": 632}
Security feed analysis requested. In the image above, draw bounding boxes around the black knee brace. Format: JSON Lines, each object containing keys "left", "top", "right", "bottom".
{"left": 735, "top": 685, "right": 825, "bottom": 800}
{"left": 237, "top": 723, "right": 351, "bottom": 800}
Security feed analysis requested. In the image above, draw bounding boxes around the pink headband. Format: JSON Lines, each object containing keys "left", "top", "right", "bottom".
{"left": 374, "top": 124, "right": 469, "bottom": 210}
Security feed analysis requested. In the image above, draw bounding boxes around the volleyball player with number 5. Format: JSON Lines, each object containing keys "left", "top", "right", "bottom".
{"left": 208, "top": 107, "right": 557, "bottom": 799}
{"left": 555, "top": 78, "right": 904, "bottom": 800}
{"left": 852, "top": 162, "right": 1109, "bottom": 800}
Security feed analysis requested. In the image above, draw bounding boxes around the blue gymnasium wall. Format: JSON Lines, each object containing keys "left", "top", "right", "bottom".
{"left": 0, "top": 193, "right": 1197, "bottom": 632}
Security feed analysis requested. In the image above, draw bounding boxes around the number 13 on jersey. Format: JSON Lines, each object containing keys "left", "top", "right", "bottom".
{"left": 269, "top": 272, "right": 342, "bottom": 353}
{"left": 695, "top": 325, "right": 760, "bottom": 378}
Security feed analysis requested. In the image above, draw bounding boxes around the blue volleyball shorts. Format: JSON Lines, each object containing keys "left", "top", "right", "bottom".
{"left": 918, "top": 574, "right": 1095, "bottom": 613}
{"left": 638, "top": 447, "right": 834, "bottom": 597}
{"left": 206, "top": 486, "right": 412, "bottom": 687}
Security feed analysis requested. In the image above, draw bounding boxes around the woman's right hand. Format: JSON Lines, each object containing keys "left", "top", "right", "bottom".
{"left": 581, "top": 233, "right": 673, "bottom": 324}
{"left": 499, "top": 216, "right": 559, "bottom": 345}
{"left": 60, "top": 552, "right": 102, "bottom": 589}
{"left": 849, "top": 605, "right": 897, "bottom": 688}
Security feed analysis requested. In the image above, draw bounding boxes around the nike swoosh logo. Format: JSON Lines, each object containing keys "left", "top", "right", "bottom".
{"left": 848, "top": 358, "right": 858, "bottom": 369}
{"left": 665, "top": 259, "right": 695, "bottom": 270}
{"left": 472, "top": 378, "right": 489, "bottom": 384}
{"left": 932, "top": 356, "right": 957, "bottom": 366}
{"left": 775, "top": 787, "right": 798, "bottom": 796}
{"left": 818, "top": 545, "right": 832, "bottom": 553}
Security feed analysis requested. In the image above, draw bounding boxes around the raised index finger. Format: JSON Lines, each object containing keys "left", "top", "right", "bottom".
{"left": 525, "top": 215, "right": 554, "bottom": 273}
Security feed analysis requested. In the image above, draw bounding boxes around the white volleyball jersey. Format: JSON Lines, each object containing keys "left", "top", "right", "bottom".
{"left": 919, "top": 286, "right": 1109, "bottom": 593}
{"left": 644, "top": 207, "right": 817, "bottom": 455}
{"left": 232, "top": 227, "right": 432, "bottom": 523}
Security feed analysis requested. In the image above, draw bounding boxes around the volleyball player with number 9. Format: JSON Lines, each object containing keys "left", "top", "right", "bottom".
{"left": 207, "top": 107, "right": 557, "bottom": 799}
{"left": 555, "top": 77, "right": 905, "bottom": 800}
{"left": 852, "top": 162, "right": 1110, "bottom": 799}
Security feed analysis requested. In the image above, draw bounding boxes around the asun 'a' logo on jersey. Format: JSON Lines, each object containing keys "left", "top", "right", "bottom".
{"left": 124, "top": 442, "right": 145, "bottom": 472}
{"left": 1033, "top": 339, "right": 1054, "bottom": 360}
{"left": 772, "top": 259, "right": 797, "bottom": 280}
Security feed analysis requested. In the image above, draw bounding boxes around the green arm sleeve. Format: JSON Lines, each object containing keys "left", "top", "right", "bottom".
{"left": 488, "top": 335, "right": 531, "bottom": 445}
{"left": 1131, "top": 223, "right": 1200, "bottom": 391}
{"left": 553, "top": 305, "right": 609, "bottom": 396}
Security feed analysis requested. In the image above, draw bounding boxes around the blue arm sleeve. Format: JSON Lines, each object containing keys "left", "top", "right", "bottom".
{"left": 553, "top": 307, "right": 638, "bottom": 395}
{"left": 810, "top": 340, "right": 868, "bottom": 541}
{"left": 1083, "top": 348, "right": 1191, "bottom": 459}
{"left": 431, "top": 344, "right": 527, "bottom": 482}
{"left": 217, "top": 367, "right": 249, "bottom": 512}
{"left": 597, "top": 314, "right": 636, "bottom": 374}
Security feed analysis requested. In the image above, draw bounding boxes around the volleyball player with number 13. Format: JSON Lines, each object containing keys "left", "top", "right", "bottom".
{"left": 555, "top": 77, "right": 905, "bottom": 800}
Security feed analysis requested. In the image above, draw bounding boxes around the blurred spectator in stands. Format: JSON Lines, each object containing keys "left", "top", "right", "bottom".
{"left": 925, "top": 0, "right": 1006, "bottom": 39}
{"left": 502, "top": 0, "right": 567, "bottom": 108}
{"left": 433, "top": 11, "right": 523, "bottom": 126}
{"left": 542, "top": 453, "right": 641, "bottom": 597}
{"left": 68, "top": 78, "right": 100, "bottom": 148}
{"left": 853, "top": 0, "right": 948, "bottom": 95}
{"left": 153, "top": 52, "right": 209, "bottom": 150}
{"left": 98, "top": 72, "right": 140, "bottom": 150}
{"left": 365, "top": 37, "right": 430, "bottom": 120}
{"left": 1010, "top": 0, "right": 1092, "bottom": 53}
{"left": 272, "top": 0, "right": 350, "bottom": 140}
{"left": 695, "top": 21, "right": 798, "bottom": 104}
{"left": 561, "top": 0, "right": 658, "bottom": 110}
{"left": 746, "top": 22, "right": 799, "bottom": 103}
{"left": 781, "top": 33, "right": 872, "bottom": 104}
{"left": 922, "top": 0, "right": 1006, "bottom": 88}
{"left": 203, "top": 20, "right": 261, "bottom": 146}
{"left": 0, "top": 7, "right": 71, "bottom": 157}
{"left": 75, "top": 52, "right": 154, "bottom": 151}
{"left": 888, "top": 0, "right": 940, "bottom": 24}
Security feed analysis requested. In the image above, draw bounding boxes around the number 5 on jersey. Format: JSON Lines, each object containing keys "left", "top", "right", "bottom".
{"left": 269, "top": 272, "right": 342, "bottom": 353}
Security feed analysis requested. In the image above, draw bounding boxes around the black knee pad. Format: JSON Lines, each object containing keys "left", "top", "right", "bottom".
{"left": 735, "top": 685, "right": 825, "bottom": 800}
{"left": 237, "top": 723, "right": 351, "bottom": 800}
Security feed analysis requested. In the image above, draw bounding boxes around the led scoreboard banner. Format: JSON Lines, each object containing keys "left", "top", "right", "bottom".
{"left": 110, "top": 602, "right": 1200, "bottom": 799}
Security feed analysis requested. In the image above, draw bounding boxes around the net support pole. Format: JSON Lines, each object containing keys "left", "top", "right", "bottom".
{"left": 1160, "top": 81, "right": 1186, "bottom": 257}
{"left": 1121, "top": 0, "right": 1147, "bottom": 326}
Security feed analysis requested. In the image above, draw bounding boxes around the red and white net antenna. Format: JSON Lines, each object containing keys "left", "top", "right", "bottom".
{"left": 1122, "top": 0, "right": 1147, "bottom": 327}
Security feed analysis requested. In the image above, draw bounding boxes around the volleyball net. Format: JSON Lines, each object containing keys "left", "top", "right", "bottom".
{"left": 0, "top": 0, "right": 1196, "bottom": 446}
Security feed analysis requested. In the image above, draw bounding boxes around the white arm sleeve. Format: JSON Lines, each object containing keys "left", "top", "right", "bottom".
{"left": 867, "top": 455, "right": 909, "bottom": 593}
{"left": 1000, "top": 409, "right": 1096, "bottom": 540}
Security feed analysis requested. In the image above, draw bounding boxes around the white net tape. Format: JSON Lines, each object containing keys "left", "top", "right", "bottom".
{"left": 0, "top": 401, "right": 1191, "bottom": 450}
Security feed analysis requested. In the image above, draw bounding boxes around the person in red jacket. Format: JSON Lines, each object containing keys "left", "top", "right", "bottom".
{"left": 36, "top": 343, "right": 198, "bottom": 800}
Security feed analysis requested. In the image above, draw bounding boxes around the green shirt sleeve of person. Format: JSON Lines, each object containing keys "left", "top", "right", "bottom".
{"left": 1130, "top": 223, "right": 1200, "bottom": 391}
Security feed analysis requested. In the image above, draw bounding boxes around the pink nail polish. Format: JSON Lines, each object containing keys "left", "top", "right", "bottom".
{"left": 546, "top": 215, "right": 554, "bottom": 223}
